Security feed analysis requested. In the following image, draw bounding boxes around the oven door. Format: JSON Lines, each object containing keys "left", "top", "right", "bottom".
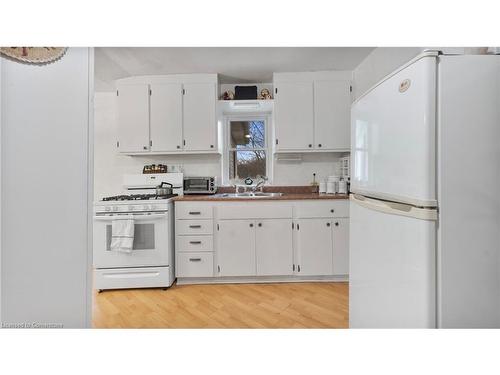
{"left": 93, "top": 212, "right": 170, "bottom": 268}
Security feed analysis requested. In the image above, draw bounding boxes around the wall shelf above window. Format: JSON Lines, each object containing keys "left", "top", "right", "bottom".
{"left": 218, "top": 100, "right": 274, "bottom": 115}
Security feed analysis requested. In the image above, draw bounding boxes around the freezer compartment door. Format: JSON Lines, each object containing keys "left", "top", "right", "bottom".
{"left": 351, "top": 55, "right": 437, "bottom": 207}
{"left": 349, "top": 195, "right": 437, "bottom": 328}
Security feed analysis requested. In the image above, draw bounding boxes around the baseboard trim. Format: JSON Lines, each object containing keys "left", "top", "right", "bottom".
{"left": 176, "top": 275, "right": 348, "bottom": 285}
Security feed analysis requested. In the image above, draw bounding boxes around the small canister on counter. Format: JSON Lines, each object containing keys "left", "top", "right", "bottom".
{"left": 338, "top": 178, "right": 347, "bottom": 194}
{"left": 327, "top": 176, "right": 340, "bottom": 194}
{"left": 319, "top": 180, "right": 327, "bottom": 194}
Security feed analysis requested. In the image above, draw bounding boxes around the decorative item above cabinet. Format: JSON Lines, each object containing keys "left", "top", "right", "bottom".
{"left": 115, "top": 74, "right": 219, "bottom": 155}
{"left": 273, "top": 71, "right": 352, "bottom": 153}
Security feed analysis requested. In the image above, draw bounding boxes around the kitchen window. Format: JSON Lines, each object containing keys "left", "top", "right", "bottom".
{"left": 223, "top": 116, "right": 271, "bottom": 184}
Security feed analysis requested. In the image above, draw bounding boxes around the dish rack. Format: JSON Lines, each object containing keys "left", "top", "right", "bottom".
{"left": 340, "top": 156, "right": 350, "bottom": 180}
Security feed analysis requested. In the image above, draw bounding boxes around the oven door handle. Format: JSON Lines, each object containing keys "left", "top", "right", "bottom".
{"left": 93, "top": 213, "right": 168, "bottom": 221}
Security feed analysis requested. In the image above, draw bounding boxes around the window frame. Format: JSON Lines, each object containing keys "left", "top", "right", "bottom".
{"left": 222, "top": 114, "right": 273, "bottom": 185}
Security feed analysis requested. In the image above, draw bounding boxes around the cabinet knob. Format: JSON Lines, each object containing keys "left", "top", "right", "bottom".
{"left": 308, "top": 144, "right": 312, "bottom": 148}
{"left": 327, "top": 222, "right": 331, "bottom": 227}
{"left": 335, "top": 222, "right": 339, "bottom": 226}
{"left": 210, "top": 144, "right": 214, "bottom": 148}
{"left": 330, "top": 209, "right": 334, "bottom": 213}
{"left": 258, "top": 223, "right": 262, "bottom": 227}
{"left": 249, "top": 223, "right": 254, "bottom": 227}
{"left": 318, "top": 144, "right": 322, "bottom": 147}
{"left": 177, "top": 145, "right": 180, "bottom": 149}
{"left": 143, "top": 146, "right": 148, "bottom": 150}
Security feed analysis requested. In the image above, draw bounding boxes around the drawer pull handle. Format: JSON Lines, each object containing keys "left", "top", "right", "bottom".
{"left": 189, "top": 241, "right": 202, "bottom": 244}
{"left": 189, "top": 225, "right": 202, "bottom": 228}
{"left": 189, "top": 211, "right": 201, "bottom": 215}
{"left": 189, "top": 258, "right": 202, "bottom": 262}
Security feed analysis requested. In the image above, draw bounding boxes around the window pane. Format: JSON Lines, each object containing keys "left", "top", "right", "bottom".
{"left": 230, "top": 120, "right": 265, "bottom": 149}
{"left": 229, "top": 150, "right": 266, "bottom": 180}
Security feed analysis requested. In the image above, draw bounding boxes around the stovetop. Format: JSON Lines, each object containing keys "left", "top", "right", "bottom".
{"left": 101, "top": 193, "right": 178, "bottom": 201}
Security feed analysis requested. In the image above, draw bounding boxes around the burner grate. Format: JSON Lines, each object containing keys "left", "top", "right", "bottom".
{"left": 102, "top": 193, "right": 178, "bottom": 201}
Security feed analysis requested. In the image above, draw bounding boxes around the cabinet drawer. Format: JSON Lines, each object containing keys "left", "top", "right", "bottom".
{"left": 176, "top": 252, "right": 214, "bottom": 278}
{"left": 175, "top": 202, "right": 213, "bottom": 219}
{"left": 295, "top": 200, "right": 349, "bottom": 218}
{"left": 177, "top": 235, "right": 213, "bottom": 252}
{"left": 176, "top": 220, "right": 213, "bottom": 235}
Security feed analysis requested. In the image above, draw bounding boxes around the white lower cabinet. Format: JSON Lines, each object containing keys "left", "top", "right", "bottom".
{"left": 216, "top": 218, "right": 293, "bottom": 277}
{"left": 176, "top": 200, "right": 349, "bottom": 283}
{"left": 217, "top": 220, "right": 256, "bottom": 276}
{"left": 175, "top": 202, "right": 215, "bottom": 278}
{"left": 256, "top": 219, "right": 293, "bottom": 276}
{"left": 176, "top": 252, "right": 214, "bottom": 278}
{"left": 332, "top": 218, "right": 349, "bottom": 275}
{"left": 295, "top": 217, "right": 350, "bottom": 277}
{"left": 296, "top": 218, "right": 334, "bottom": 276}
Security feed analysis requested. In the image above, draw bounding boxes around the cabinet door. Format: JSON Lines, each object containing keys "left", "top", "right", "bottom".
{"left": 332, "top": 218, "right": 349, "bottom": 276}
{"left": 150, "top": 83, "right": 183, "bottom": 152}
{"left": 183, "top": 83, "right": 217, "bottom": 151}
{"left": 296, "top": 218, "right": 333, "bottom": 276}
{"left": 314, "top": 80, "right": 351, "bottom": 150}
{"left": 274, "top": 81, "right": 314, "bottom": 150}
{"left": 216, "top": 220, "right": 256, "bottom": 276}
{"left": 256, "top": 219, "right": 293, "bottom": 276}
{"left": 117, "top": 84, "right": 150, "bottom": 153}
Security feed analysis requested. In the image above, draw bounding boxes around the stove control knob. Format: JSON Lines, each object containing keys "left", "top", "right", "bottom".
{"left": 105, "top": 206, "right": 111, "bottom": 212}
{"left": 143, "top": 205, "right": 150, "bottom": 211}
{"left": 112, "top": 206, "right": 119, "bottom": 212}
{"left": 128, "top": 205, "right": 135, "bottom": 211}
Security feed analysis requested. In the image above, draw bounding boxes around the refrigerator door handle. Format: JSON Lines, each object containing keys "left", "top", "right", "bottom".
{"left": 350, "top": 194, "right": 437, "bottom": 221}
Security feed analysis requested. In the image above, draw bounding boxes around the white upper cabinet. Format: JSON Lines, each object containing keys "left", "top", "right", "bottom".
{"left": 115, "top": 74, "right": 218, "bottom": 155}
{"left": 183, "top": 83, "right": 217, "bottom": 151}
{"left": 150, "top": 83, "right": 183, "bottom": 152}
{"left": 274, "top": 81, "right": 314, "bottom": 150}
{"left": 273, "top": 71, "right": 352, "bottom": 152}
{"left": 314, "top": 80, "right": 351, "bottom": 150}
{"left": 116, "top": 83, "right": 150, "bottom": 153}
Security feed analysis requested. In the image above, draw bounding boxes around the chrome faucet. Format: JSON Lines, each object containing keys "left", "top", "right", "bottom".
{"left": 251, "top": 175, "right": 268, "bottom": 192}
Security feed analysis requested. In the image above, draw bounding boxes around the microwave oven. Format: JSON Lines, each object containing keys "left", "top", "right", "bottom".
{"left": 183, "top": 177, "right": 217, "bottom": 194}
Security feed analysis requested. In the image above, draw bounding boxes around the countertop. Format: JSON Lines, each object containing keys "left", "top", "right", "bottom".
{"left": 173, "top": 193, "right": 349, "bottom": 202}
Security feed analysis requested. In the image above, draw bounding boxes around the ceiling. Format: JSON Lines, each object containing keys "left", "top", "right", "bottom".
{"left": 94, "top": 47, "right": 374, "bottom": 91}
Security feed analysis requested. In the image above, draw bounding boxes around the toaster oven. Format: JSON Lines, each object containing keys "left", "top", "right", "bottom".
{"left": 183, "top": 177, "right": 217, "bottom": 194}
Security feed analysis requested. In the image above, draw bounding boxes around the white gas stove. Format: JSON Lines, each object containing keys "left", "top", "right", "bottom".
{"left": 93, "top": 173, "right": 182, "bottom": 291}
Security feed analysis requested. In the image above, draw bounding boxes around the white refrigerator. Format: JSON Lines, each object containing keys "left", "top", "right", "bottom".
{"left": 349, "top": 51, "right": 500, "bottom": 328}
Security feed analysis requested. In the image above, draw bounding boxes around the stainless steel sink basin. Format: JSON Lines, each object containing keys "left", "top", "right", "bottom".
{"left": 213, "top": 192, "right": 284, "bottom": 199}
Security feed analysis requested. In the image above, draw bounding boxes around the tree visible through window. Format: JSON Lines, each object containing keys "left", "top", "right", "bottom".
{"left": 229, "top": 120, "right": 266, "bottom": 180}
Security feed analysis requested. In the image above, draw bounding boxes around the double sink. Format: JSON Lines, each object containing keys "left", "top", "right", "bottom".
{"left": 213, "top": 192, "right": 284, "bottom": 199}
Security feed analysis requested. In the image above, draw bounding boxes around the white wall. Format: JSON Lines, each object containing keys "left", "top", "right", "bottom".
{"left": 353, "top": 47, "right": 425, "bottom": 100}
{"left": 1, "top": 48, "right": 92, "bottom": 328}
{"left": 273, "top": 153, "right": 344, "bottom": 186}
{"left": 94, "top": 92, "right": 344, "bottom": 198}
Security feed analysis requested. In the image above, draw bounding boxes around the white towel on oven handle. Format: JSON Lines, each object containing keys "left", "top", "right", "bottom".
{"left": 110, "top": 216, "right": 135, "bottom": 253}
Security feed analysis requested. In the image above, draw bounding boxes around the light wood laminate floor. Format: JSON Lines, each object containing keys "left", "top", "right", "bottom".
{"left": 92, "top": 282, "right": 349, "bottom": 328}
